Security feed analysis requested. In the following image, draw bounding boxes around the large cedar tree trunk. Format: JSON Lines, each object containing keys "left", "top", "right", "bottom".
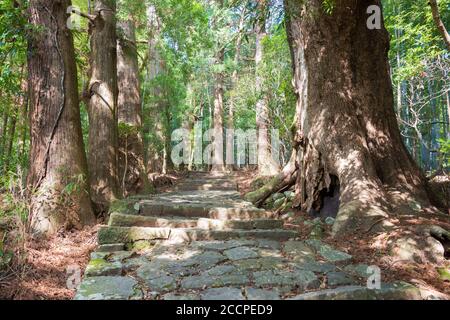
{"left": 86, "top": 0, "right": 119, "bottom": 212}
{"left": 27, "top": 0, "right": 95, "bottom": 236}
{"left": 117, "top": 20, "right": 149, "bottom": 196}
{"left": 284, "top": 0, "right": 438, "bottom": 236}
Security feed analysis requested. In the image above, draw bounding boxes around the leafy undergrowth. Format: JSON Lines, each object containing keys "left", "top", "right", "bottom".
{"left": 0, "top": 172, "right": 178, "bottom": 300}
{"left": 238, "top": 171, "right": 450, "bottom": 297}
{"left": 0, "top": 174, "right": 100, "bottom": 300}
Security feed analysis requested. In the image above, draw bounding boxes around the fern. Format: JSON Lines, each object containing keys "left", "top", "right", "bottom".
{"left": 322, "top": 0, "right": 335, "bottom": 15}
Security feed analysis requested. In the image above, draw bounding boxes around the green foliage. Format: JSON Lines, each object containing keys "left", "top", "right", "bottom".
{"left": 62, "top": 174, "right": 87, "bottom": 197}
{"left": 118, "top": 122, "right": 139, "bottom": 138}
{"left": 0, "top": 0, "right": 28, "bottom": 94}
{"left": 438, "top": 139, "right": 450, "bottom": 168}
{"left": 385, "top": 0, "right": 450, "bottom": 80}
{"left": 384, "top": 0, "right": 450, "bottom": 172}
{"left": 0, "top": 171, "right": 28, "bottom": 272}
{"left": 321, "top": 0, "right": 335, "bottom": 15}
{"left": 0, "top": 0, "right": 449, "bottom": 219}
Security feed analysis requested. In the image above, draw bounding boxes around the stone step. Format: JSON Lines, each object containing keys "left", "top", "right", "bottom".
{"left": 172, "top": 185, "right": 237, "bottom": 191}
{"left": 139, "top": 203, "right": 274, "bottom": 220}
{"left": 175, "top": 181, "right": 235, "bottom": 186}
{"left": 98, "top": 226, "right": 297, "bottom": 244}
{"left": 173, "top": 179, "right": 236, "bottom": 188}
{"left": 183, "top": 177, "right": 234, "bottom": 182}
{"left": 108, "top": 212, "right": 284, "bottom": 230}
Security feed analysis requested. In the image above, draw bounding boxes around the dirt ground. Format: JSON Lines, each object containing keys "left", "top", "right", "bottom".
{"left": 0, "top": 226, "right": 99, "bottom": 300}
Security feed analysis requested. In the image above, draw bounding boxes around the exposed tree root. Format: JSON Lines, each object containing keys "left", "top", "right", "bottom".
{"left": 244, "top": 153, "right": 297, "bottom": 207}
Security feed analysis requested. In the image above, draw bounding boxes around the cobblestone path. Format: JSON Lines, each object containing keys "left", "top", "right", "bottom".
{"left": 75, "top": 173, "right": 423, "bottom": 300}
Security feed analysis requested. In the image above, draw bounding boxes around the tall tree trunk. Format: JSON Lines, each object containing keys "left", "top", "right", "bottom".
{"left": 226, "top": 4, "right": 247, "bottom": 170}
{"left": 212, "top": 48, "right": 226, "bottom": 172}
{"left": 447, "top": 91, "right": 450, "bottom": 139}
{"left": 27, "top": 0, "right": 95, "bottom": 236}
{"left": 145, "top": 5, "right": 171, "bottom": 174}
{"left": 87, "top": 0, "right": 119, "bottom": 212}
{"left": 117, "top": 20, "right": 149, "bottom": 196}
{"left": 284, "top": 0, "right": 440, "bottom": 237}
{"left": 255, "top": 0, "right": 280, "bottom": 176}
{"left": 0, "top": 110, "right": 8, "bottom": 166}
{"left": 211, "top": 0, "right": 226, "bottom": 172}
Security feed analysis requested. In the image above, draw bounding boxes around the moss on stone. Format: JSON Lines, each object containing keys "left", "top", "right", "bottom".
{"left": 437, "top": 267, "right": 450, "bottom": 281}
{"left": 109, "top": 199, "right": 138, "bottom": 215}
{"left": 129, "top": 240, "right": 155, "bottom": 252}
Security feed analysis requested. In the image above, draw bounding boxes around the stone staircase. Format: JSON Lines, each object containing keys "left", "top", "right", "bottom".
{"left": 98, "top": 172, "right": 296, "bottom": 245}
{"left": 74, "top": 172, "right": 430, "bottom": 300}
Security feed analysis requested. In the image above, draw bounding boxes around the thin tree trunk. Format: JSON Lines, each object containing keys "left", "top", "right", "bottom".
{"left": 87, "top": 0, "right": 119, "bottom": 212}
{"left": 429, "top": 0, "right": 450, "bottom": 51}
{"left": 3, "top": 112, "right": 16, "bottom": 172}
{"left": 162, "top": 102, "right": 173, "bottom": 174}
{"left": 284, "top": 0, "right": 440, "bottom": 237}
{"left": 27, "top": 0, "right": 95, "bottom": 236}
{"left": 255, "top": 0, "right": 279, "bottom": 176}
{"left": 395, "top": 26, "right": 402, "bottom": 114}
{"left": 20, "top": 80, "right": 29, "bottom": 161}
{"left": 210, "top": 0, "right": 226, "bottom": 172}
{"left": 0, "top": 111, "right": 9, "bottom": 162}
{"left": 226, "top": 5, "right": 247, "bottom": 170}
{"left": 145, "top": 5, "right": 170, "bottom": 174}
{"left": 117, "top": 20, "right": 149, "bottom": 196}
{"left": 447, "top": 91, "right": 450, "bottom": 139}
{"left": 212, "top": 48, "right": 226, "bottom": 172}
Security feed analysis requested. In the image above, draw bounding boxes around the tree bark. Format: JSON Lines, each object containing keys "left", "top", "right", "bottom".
{"left": 0, "top": 110, "right": 8, "bottom": 164}
{"left": 245, "top": 150, "right": 298, "bottom": 206}
{"left": 255, "top": 0, "right": 280, "bottom": 176}
{"left": 226, "top": 4, "right": 247, "bottom": 170}
{"left": 3, "top": 110, "right": 16, "bottom": 172}
{"left": 212, "top": 48, "right": 226, "bottom": 172}
{"left": 429, "top": 0, "right": 450, "bottom": 51}
{"left": 86, "top": 0, "right": 119, "bottom": 212}
{"left": 27, "top": 0, "right": 95, "bottom": 236}
{"left": 284, "top": 0, "right": 440, "bottom": 237}
{"left": 447, "top": 91, "right": 450, "bottom": 139}
{"left": 210, "top": 0, "right": 226, "bottom": 172}
{"left": 117, "top": 20, "right": 149, "bottom": 196}
{"left": 145, "top": 5, "right": 172, "bottom": 174}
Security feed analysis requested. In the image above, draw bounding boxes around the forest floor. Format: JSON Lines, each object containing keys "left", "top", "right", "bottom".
{"left": 0, "top": 226, "right": 98, "bottom": 299}
{"left": 236, "top": 172, "right": 450, "bottom": 297}
{"left": 0, "top": 171, "right": 449, "bottom": 300}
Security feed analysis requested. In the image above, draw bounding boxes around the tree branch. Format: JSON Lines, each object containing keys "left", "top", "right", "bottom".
{"left": 70, "top": 8, "right": 96, "bottom": 23}
{"left": 429, "top": 0, "right": 450, "bottom": 51}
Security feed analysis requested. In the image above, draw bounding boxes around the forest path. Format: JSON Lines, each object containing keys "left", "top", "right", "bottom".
{"left": 74, "top": 173, "right": 423, "bottom": 300}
